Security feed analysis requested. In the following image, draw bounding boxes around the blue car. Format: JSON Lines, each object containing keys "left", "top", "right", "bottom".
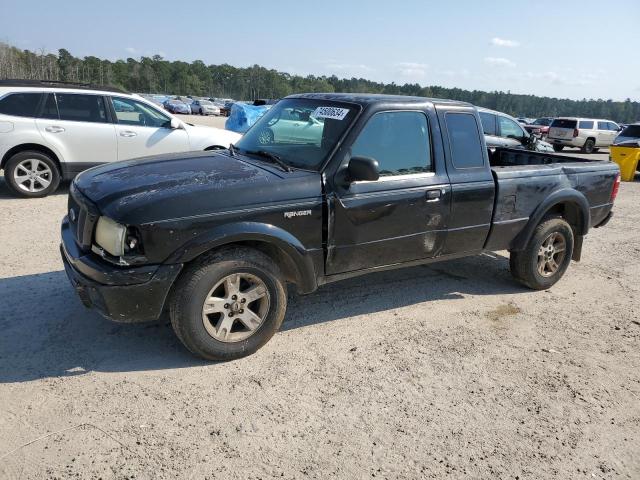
{"left": 164, "top": 100, "right": 191, "bottom": 114}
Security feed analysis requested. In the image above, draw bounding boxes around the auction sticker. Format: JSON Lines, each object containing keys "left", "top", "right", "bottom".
{"left": 311, "top": 106, "right": 350, "bottom": 120}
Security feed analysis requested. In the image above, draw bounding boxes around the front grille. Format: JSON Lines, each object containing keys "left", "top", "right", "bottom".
{"left": 68, "top": 183, "right": 99, "bottom": 252}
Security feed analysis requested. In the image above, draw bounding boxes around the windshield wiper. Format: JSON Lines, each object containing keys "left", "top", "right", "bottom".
{"left": 243, "top": 150, "right": 293, "bottom": 172}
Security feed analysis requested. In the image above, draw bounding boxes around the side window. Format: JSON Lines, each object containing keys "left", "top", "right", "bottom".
{"left": 40, "top": 93, "right": 59, "bottom": 119}
{"left": 0, "top": 92, "right": 42, "bottom": 117}
{"left": 445, "top": 113, "right": 484, "bottom": 169}
{"left": 479, "top": 112, "right": 496, "bottom": 136}
{"left": 112, "top": 97, "right": 171, "bottom": 128}
{"left": 607, "top": 122, "right": 619, "bottom": 131}
{"left": 579, "top": 120, "right": 594, "bottom": 129}
{"left": 498, "top": 116, "right": 525, "bottom": 139}
{"left": 351, "top": 111, "right": 432, "bottom": 177}
{"left": 597, "top": 121, "right": 608, "bottom": 130}
{"left": 57, "top": 94, "right": 108, "bottom": 123}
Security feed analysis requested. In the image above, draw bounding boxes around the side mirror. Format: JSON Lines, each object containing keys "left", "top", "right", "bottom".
{"left": 348, "top": 156, "right": 379, "bottom": 182}
{"left": 170, "top": 118, "right": 182, "bottom": 129}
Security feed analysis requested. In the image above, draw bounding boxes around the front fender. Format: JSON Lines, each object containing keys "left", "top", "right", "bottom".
{"left": 166, "top": 221, "right": 318, "bottom": 293}
{"left": 510, "top": 188, "right": 590, "bottom": 252}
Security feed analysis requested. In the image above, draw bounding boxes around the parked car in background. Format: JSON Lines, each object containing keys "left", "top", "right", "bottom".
{"left": 613, "top": 123, "right": 640, "bottom": 146}
{"left": 191, "top": 100, "right": 221, "bottom": 116}
{"left": 221, "top": 101, "right": 235, "bottom": 117}
{"left": 524, "top": 117, "right": 554, "bottom": 138}
{"left": 547, "top": 118, "right": 621, "bottom": 153}
{"left": 478, "top": 108, "right": 553, "bottom": 152}
{"left": 0, "top": 80, "right": 241, "bottom": 197}
{"left": 516, "top": 117, "right": 534, "bottom": 125}
{"left": 164, "top": 99, "right": 191, "bottom": 114}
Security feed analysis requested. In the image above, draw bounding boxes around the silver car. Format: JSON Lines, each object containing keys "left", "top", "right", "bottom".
{"left": 547, "top": 117, "right": 621, "bottom": 153}
{"left": 191, "top": 100, "right": 221, "bottom": 116}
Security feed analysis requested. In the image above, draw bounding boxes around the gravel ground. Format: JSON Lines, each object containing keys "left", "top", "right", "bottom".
{"left": 0, "top": 128, "right": 638, "bottom": 479}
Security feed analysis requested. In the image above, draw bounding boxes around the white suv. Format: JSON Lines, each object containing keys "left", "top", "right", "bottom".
{"left": 547, "top": 117, "right": 621, "bottom": 154}
{"left": 0, "top": 80, "right": 241, "bottom": 197}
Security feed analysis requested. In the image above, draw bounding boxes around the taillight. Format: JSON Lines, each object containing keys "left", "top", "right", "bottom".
{"left": 610, "top": 173, "right": 621, "bottom": 202}
{"left": 573, "top": 129, "right": 579, "bottom": 137}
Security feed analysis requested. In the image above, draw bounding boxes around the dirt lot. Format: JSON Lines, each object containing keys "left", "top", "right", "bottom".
{"left": 0, "top": 126, "right": 638, "bottom": 478}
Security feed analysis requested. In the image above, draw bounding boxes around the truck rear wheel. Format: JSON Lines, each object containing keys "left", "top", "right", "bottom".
{"left": 509, "top": 217, "right": 574, "bottom": 290}
{"left": 170, "top": 247, "right": 287, "bottom": 361}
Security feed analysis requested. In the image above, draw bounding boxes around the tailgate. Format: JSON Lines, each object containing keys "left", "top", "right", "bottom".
{"left": 548, "top": 119, "right": 577, "bottom": 139}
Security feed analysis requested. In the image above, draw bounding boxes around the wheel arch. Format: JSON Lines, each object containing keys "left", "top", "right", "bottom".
{"left": 510, "top": 189, "right": 590, "bottom": 253}
{"left": 166, "top": 221, "right": 319, "bottom": 294}
{"left": 1, "top": 143, "right": 62, "bottom": 171}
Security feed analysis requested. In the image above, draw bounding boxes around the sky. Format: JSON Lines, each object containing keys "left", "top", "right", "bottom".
{"left": 2, "top": 0, "right": 639, "bottom": 101}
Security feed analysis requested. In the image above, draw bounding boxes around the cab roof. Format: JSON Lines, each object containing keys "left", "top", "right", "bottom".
{"left": 287, "top": 92, "right": 471, "bottom": 108}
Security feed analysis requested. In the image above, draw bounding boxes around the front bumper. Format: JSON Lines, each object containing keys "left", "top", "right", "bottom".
{"left": 61, "top": 218, "right": 182, "bottom": 323}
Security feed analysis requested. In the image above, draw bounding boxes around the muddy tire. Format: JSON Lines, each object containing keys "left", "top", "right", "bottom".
{"left": 170, "top": 247, "right": 287, "bottom": 361}
{"left": 4, "top": 151, "right": 60, "bottom": 198}
{"left": 582, "top": 138, "right": 595, "bottom": 154}
{"left": 510, "top": 218, "right": 574, "bottom": 290}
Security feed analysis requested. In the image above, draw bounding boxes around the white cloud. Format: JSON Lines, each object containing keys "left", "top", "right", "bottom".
{"left": 395, "top": 62, "right": 428, "bottom": 78}
{"left": 125, "top": 47, "right": 137, "bottom": 54}
{"left": 484, "top": 57, "right": 516, "bottom": 68}
{"left": 491, "top": 37, "right": 520, "bottom": 48}
{"left": 325, "top": 62, "right": 373, "bottom": 72}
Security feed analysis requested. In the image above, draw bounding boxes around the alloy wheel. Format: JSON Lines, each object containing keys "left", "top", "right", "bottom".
{"left": 537, "top": 232, "right": 566, "bottom": 277}
{"left": 13, "top": 159, "right": 53, "bottom": 193}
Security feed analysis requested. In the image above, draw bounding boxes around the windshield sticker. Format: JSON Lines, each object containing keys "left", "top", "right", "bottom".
{"left": 311, "top": 106, "right": 350, "bottom": 120}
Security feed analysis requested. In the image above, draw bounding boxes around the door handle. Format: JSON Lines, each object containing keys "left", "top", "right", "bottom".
{"left": 120, "top": 130, "right": 137, "bottom": 137}
{"left": 45, "top": 126, "right": 65, "bottom": 133}
{"left": 425, "top": 189, "right": 442, "bottom": 201}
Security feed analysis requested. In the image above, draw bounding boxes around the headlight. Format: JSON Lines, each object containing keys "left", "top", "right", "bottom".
{"left": 95, "top": 216, "right": 127, "bottom": 257}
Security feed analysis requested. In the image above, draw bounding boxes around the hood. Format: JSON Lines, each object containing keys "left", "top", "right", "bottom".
{"left": 74, "top": 152, "right": 321, "bottom": 225}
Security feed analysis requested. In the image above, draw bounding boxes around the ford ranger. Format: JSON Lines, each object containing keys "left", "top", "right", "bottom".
{"left": 60, "top": 93, "right": 620, "bottom": 360}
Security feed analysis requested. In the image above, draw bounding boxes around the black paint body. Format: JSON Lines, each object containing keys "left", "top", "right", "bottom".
{"left": 60, "top": 93, "right": 620, "bottom": 323}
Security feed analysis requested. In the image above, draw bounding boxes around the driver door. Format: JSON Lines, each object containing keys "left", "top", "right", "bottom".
{"left": 110, "top": 96, "right": 190, "bottom": 161}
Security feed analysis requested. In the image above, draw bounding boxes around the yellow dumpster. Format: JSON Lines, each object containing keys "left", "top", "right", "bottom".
{"left": 610, "top": 145, "right": 640, "bottom": 182}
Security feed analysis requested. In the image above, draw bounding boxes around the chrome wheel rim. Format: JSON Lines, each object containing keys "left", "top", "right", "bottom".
{"left": 201, "top": 273, "right": 270, "bottom": 343}
{"left": 537, "top": 232, "right": 566, "bottom": 277}
{"left": 13, "top": 159, "right": 52, "bottom": 193}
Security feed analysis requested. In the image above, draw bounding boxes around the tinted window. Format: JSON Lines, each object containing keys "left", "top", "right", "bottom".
{"left": 112, "top": 97, "right": 170, "bottom": 127}
{"left": 619, "top": 125, "right": 640, "bottom": 138}
{"left": 607, "top": 122, "right": 619, "bottom": 131}
{"left": 597, "top": 121, "right": 609, "bottom": 130}
{"left": 445, "top": 113, "right": 484, "bottom": 169}
{"left": 0, "top": 93, "right": 42, "bottom": 117}
{"left": 479, "top": 112, "right": 496, "bottom": 135}
{"left": 579, "top": 120, "right": 594, "bottom": 129}
{"left": 351, "top": 111, "right": 431, "bottom": 177}
{"left": 498, "top": 116, "right": 525, "bottom": 139}
{"left": 40, "top": 93, "right": 59, "bottom": 119}
{"left": 57, "top": 94, "right": 108, "bottom": 123}
{"left": 551, "top": 119, "right": 577, "bottom": 129}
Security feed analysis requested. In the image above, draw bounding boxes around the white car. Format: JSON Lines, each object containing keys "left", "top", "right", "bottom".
{"left": 547, "top": 117, "right": 621, "bottom": 153}
{"left": 0, "top": 80, "right": 241, "bottom": 197}
{"left": 191, "top": 100, "right": 221, "bottom": 116}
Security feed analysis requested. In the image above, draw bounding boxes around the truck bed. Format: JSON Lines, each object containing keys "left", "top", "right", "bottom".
{"left": 484, "top": 148, "right": 619, "bottom": 252}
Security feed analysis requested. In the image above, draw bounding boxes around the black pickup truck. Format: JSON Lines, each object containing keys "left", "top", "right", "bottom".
{"left": 61, "top": 93, "right": 620, "bottom": 360}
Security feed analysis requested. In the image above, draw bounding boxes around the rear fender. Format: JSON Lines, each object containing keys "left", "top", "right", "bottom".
{"left": 510, "top": 188, "right": 590, "bottom": 254}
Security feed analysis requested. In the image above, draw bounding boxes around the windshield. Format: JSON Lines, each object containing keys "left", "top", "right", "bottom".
{"left": 235, "top": 98, "right": 359, "bottom": 170}
{"left": 619, "top": 125, "right": 640, "bottom": 139}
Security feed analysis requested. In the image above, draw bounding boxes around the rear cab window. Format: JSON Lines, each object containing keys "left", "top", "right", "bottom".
{"left": 445, "top": 113, "right": 485, "bottom": 169}
{"left": 0, "top": 92, "right": 42, "bottom": 117}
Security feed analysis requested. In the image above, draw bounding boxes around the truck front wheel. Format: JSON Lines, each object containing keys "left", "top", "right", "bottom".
{"left": 169, "top": 247, "right": 287, "bottom": 361}
{"left": 509, "top": 217, "right": 574, "bottom": 290}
